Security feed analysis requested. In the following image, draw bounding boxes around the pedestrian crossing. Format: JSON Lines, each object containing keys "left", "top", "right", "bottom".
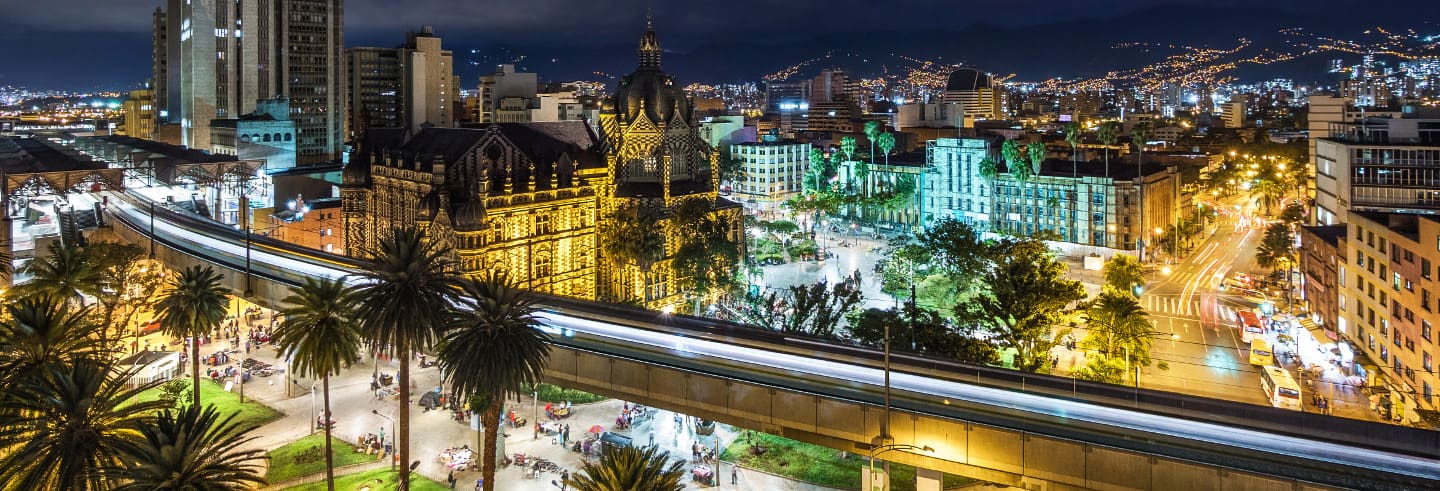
{"left": 1139, "top": 295, "right": 1238, "bottom": 321}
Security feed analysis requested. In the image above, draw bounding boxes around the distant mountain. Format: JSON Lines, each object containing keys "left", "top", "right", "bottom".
{"left": 454, "top": 4, "right": 1408, "bottom": 87}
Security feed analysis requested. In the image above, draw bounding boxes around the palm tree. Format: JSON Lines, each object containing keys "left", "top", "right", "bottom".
{"left": 565, "top": 445, "right": 686, "bottom": 491}
{"left": 0, "top": 359, "right": 166, "bottom": 490}
{"left": 1026, "top": 141, "right": 1048, "bottom": 237}
{"left": 114, "top": 404, "right": 267, "bottom": 490}
{"left": 273, "top": 277, "right": 362, "bottom": 491}
{"left": 1083, "top": 288, "right": 1155, "bottom": 383}
{"left": 1063, "top": 122, "right": 1083, "bottom": 178}
{"left": 154, "top": 265, "right": 231, "bottom": 408}
{"left": 863, "top": 120, "right": 881, "bottom": 165}
{"left": 438, "top": 271, "right": 550, "bottom": 491}
{"left": 977, "top": 157, "right": 998, "bottom": 232}
{"left": 1132, "top": 122, "right": 1154, "bottom": 252}
{"left": 13, "top": 241, "right": 96, "bottom": 304}
{"left": 1097, "top": 121, "right": 1120, "bottom": 176}
{"left": 352, "top": 226, "right": 461, "bottom": 491}
{"left": 601, "top": 203, "right": 666, "bottom": 273}
{"left": 0, "top": 295, "right": 103, "bottom": 388}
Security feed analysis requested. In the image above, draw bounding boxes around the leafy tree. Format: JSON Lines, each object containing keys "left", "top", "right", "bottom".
{"left": 840, "top": 136, "right": 857, "bottom": 162}
{"left": 1102, "top": 254, "right": 1145, "bottom": 296}
{"left": 0, "top": 296, "right": 103, "bottom": 388}
{"left": 273, "top": 277, "right": 362, "bottom": 491}
{"left": 0, "top": 359, "right": 165, "bottom": 490}
{"left": 440, "top": 272, "right": 549, "bottom": 491}
{"left": 846, "top": 305, "right": 998, "bottom": 365}
{"left": 1253, "top": 178, "right": 1285, "bottom": 215}
{"left": 13, "top": 241, "right": 96, "bottom": 304}
{"left": 601, "top": 202, "right": 667, "bottom": 273}
{"left": 955, "top": 238, "right": 1085, "bottom": 372}
{"left": 1279, "top": 202, "right": 1306, "bottom": 226}
{"left": 352, "top": 226, "right": 462, "bottom": 491}
{"left": 86, "top": 241, "right": 163, "bottom": 353}
{"left": 671, "top": 199, "right": 742, "bottom": 310}
{"left": 782, "top": 272, "right": 864, "bottom": 338}
{"left": 1256, "top": 223, "right": 1295, "bottom": 273}
{"left": 1072, "top": 354, "right": 1126, "bottom": 384}
{"left": 716, "top": 152, "right": 745, "bottom": 186}
{"left": 913, "top": 219, "right": 986, "bottom": 278}
{"left": 565, "top": 445, "right": 685, "bottom": 491}
{"left": 154, "top": 265, "right": 230, "bottom": 408}
{"left": 114, "top": 404, "right": 268, "bottom": 490}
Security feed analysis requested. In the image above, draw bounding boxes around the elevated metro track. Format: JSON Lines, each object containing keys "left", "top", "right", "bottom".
{"left": 102, "top": 191, "right": 1440, "bottom": 490}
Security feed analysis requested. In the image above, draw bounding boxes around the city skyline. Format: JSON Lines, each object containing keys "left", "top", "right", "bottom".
{"left": 4, "top": 0, "right": 1440, "bottom": 91}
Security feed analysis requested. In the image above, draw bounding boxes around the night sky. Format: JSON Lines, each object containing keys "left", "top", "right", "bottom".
{"left": 1, "top": 0, "right": 1436, "bottom": 91}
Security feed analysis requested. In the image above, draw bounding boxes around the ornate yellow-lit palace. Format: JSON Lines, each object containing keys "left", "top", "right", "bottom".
{"left": 340, "top": 22, "right": 742, "bottom": 310}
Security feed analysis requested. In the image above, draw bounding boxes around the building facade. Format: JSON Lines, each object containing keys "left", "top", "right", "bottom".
{"left": 1314, "top": 109, "right": 1440, "bottom": 225}
{"left": 1300, "top": 224, "right": 1347, "bottom": 337}
{"left": 942, "top": 68, "right": 1005, "bottom": 126}
{"left": 341, "top": 22, "right": 739, "bottom": 311}
{"left": 340, "top": 123, "right": 606, "bottom": 298}
{"left": 347, "top": 26, "right": 458, "bottom": 137}
{"left": 156, "top": 0, "right": 343, "bottom": 163}
{"left": 122, "top": 89, "right": 157, "bottom": 140}
{"left": 730, "top": 141, "right": 809, "bottom": 209}
{"left": 924, "top": 136, "right": 1183, "bottom": 251}
{"left": 345, "top": 47, "right": 402, "bottom": 136}
{"left": 1339, "top": 211, "right": 1437, "bottom": 416}
{"left": 209, "top": 96, "right": 298, "bottom": 172}
{"left": 476, "top": 64, "right": 539, "bottom": 123}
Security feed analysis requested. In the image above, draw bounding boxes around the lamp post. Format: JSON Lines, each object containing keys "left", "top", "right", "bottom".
{"left": 372, "top": 409, "right": 396, "bottom": 470}
{"left": 866, "top": 443, "right": 934, "bottom": 490}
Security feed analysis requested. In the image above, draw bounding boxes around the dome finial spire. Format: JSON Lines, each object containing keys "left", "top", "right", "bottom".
{"left": 637, "top": 9, "right": 662, "bottom": 69}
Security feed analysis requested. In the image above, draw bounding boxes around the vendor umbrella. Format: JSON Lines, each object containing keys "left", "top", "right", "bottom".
{"left": 588, "top": 424, "right": 604, "bottom": 434}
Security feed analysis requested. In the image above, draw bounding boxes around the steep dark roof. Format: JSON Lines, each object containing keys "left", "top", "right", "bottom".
{"left": 0, "top": 137, "right": 109, "bottom": 173}
{"left": 490, "top": 122, "right": 604, "bottom": 169}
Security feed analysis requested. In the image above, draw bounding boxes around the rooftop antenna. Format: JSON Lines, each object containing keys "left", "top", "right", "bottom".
{"left": 646, "top": 0, "right": 653, "bottom": 29}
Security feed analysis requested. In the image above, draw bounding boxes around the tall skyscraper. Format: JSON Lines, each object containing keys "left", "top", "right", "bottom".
{"left": 156, "top": 0, "right": 342, "bottom": 164}
{"left": 151, "top": 7, "right": 168, "bottom": 126}
{"left": 282, "top": 0, "right": 345, "bottom": 164}
{"left": 346, "top": 26, "right": 457, "bottom": 137}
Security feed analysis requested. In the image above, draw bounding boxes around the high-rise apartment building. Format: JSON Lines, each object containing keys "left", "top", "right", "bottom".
{"left": 1313, "top": 107, "right": 1440, "bottom": 225}
{"left": 476, "top": 64, "right": 538, "bottom": 123}
{"left": 730, "top": 141, "right": 810, "bottom": 210}
{"left": 156, "top": 0, "right": 343, "bottom": 164}
{"left": 1221, "top": 94, "right": 1247, "bottom": 129}
{"left": 345, "top": 47, "right": 402, "bottom": 134}
{"left": 942, "top": 68, "right": 1005, "bottom": 126}
{"left": 1338, "top": 211, "right": 1437, "bottom": 417}
{"left": 151, "top": 8, "right": 168, "bottom": 126}
{"left": 347, "top": 26, "right": 457, "bottom": 136}
{"left": 282, "top": 0, "right": 345, "bottom": 164}
{"left": 122, "top": 89, "right": 157, "bottom": 140}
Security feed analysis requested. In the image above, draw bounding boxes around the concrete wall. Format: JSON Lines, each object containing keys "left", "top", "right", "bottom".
{"left": 541, "top": 345, "right": 1349, "bottom": 491}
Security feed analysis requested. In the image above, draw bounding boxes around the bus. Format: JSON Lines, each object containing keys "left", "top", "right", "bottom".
{"left": 1260, "top": 366, "right": 1302, "bottom": 410}
{"left": 1236, "top": 310, "right": 1264, "bottom": 344}
{"left": 1249, "top": 338, "right": 1275, "bottom": 366}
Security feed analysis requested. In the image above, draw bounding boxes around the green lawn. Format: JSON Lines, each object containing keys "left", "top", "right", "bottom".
{"left": 278, "top": 468, "right": 451, "bottom": 491}
{"left": 132, "top": 379, "right": 284, "bottom": 430}
{"left": 722, "top": 432, "right": 974, "bottom": 491}
{"left": 266, "top": 433, "right": 380, "bottom": 484}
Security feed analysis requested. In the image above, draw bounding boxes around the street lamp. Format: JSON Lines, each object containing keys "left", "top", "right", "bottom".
{"left": 372, "top": 409, "right": 396, "bottom": 470}
{"left": 866, "top": 443, "right": 934, "bottom": 489}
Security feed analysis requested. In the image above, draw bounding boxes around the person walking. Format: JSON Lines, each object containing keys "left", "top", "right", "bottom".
{"left": 732, "top": 465, "right": 739, "bottom": 485}
{"left": 447, "top": 470, "right": 456, "bottom": 490}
